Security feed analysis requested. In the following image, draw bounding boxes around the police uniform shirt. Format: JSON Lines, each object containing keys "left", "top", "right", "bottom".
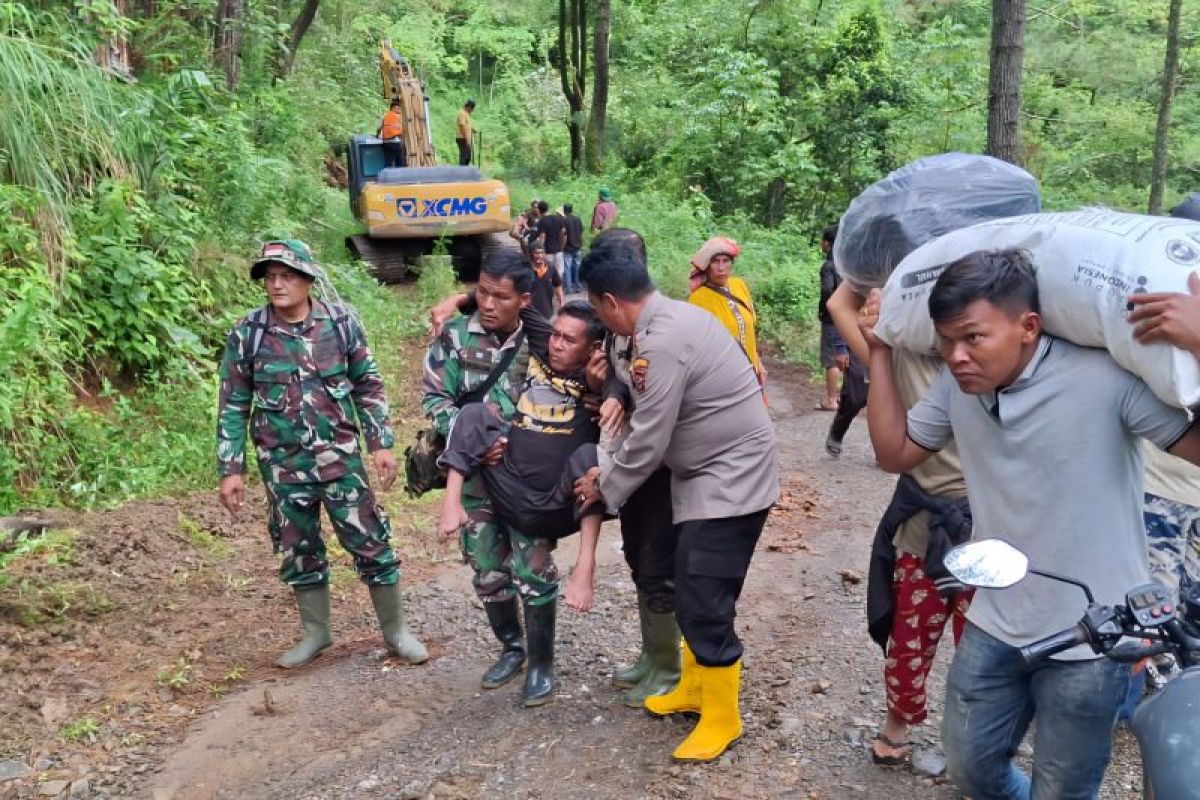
{"left": 597, "top": 292, "right": 780, "bottom": 523}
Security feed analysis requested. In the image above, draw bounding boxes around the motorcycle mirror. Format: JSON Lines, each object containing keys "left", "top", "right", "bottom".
{"left": 944, "top": 539, "right": 1029, "bottom": 589}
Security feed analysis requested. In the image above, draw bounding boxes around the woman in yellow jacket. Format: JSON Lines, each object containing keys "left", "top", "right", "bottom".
{"left": 687, "top": 237, "right": 766, "bottom": 391}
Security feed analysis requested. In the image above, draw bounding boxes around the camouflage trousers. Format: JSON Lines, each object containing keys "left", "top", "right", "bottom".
{"left": 460, "top": 475, "right": 559, "bottom": 606}
{"left": 264, "top": 469, "right": 399, "bottom": 587}
{"left": 1145, "top": 492, "right": 1200, "bottom": 598}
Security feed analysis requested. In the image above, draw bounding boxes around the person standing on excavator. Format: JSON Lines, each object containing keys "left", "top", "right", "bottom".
{"left": 378, "top": 99, "right": 407, "bottom": 168}
{"left": 456, "top": 99, "right": 476, "bottom": 166}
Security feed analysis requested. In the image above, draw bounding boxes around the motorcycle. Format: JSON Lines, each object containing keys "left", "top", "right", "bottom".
{"left": 944, "top": 539, "right": 1200, "bottom": 800}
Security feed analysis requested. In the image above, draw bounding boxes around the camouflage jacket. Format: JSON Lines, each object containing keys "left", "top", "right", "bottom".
{"left": 216, "top": 301, "right": 395, "bottom": 484}
{"left": 422, "top": 313, "right": 531, "bottom": 437}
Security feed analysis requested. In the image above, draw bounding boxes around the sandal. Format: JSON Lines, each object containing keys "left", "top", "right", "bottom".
{"left": 870, "top": 733, "right": 912, "bottom": 767}
{"left": 815, "top": 399, "right": 839, "bottom": 412}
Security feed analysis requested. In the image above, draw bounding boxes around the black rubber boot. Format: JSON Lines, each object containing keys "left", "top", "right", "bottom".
{"left": 521, "top": 599, "right": 556, "bottom": 707}
{"left": 481, "top": 597, "right": 526, "bottom": 689}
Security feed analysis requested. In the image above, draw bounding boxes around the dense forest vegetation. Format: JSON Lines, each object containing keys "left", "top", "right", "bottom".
{"left": 1, "top": 0, "right": 1197, "bottom": 514}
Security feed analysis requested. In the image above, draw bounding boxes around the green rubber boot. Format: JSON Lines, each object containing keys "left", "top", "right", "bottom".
{"left": 278, "top": 585, "right": 333, "bottom": 669}
{"left": 369, "top": 583, "right": 429, "bottom": 665}
{"left": 624, "top": 608, "right": 682, "bottom": 707}
{"left": 612, "top": 593, "right": 652, "bottom": 689}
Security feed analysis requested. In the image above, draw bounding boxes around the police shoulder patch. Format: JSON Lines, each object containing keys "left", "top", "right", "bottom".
{"left": 631, "top": 357, "right": 649, "bottom": 392}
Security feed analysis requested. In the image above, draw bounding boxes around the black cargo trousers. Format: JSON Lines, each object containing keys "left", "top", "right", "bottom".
{"left": 675, "top": 507, "right": 770, "bottom": 666}
{"left": 619, "top": 467, "right": 678, "bottom": 614}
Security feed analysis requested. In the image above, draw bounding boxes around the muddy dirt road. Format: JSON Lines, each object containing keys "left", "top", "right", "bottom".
{"left": 1, "top": 359, "right": 1143, "bottom": 799}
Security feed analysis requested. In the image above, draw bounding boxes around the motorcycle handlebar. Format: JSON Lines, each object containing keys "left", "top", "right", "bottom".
{"left": 1107, "top": 640, "right": 1173, "bottom": 663}
{"left": 1018, "top": 624, "right": 1089, "bottom": 667}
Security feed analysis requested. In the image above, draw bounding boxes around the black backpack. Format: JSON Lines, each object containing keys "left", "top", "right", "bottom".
{"left": 403, "top": 330, "right": 526, "bottom": 497}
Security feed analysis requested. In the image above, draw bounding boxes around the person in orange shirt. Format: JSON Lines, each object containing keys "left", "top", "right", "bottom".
{"left": 377, "top": 99, "right": 407, "bottom": 168}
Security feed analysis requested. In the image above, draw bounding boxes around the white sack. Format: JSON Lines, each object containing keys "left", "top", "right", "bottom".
{"left": 875, "top": 208, "right": 1200, "bottom": 407}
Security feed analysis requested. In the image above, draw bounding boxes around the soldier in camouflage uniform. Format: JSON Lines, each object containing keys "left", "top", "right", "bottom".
{"left": 422, "top": 250, "right": 562, "bottom": 702}
{"left": 216, "top": 239, "right": 427, "bottom": 669}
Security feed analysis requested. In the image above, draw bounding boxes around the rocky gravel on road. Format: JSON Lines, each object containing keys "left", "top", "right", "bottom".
{"left": 1, "top": 358, "right": 1144, "bottom": 799}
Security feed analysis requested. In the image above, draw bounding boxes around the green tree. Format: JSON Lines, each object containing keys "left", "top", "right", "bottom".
{"left": 584, "top": 0, "right": 610, "bottom": 172}
{"left": 213, "top": 0, "right": 243, "bottom": 90}
{"left": 556, "top": 0, "right": 586, "bottom": 172}
{"left": 276, "top": 0, "right": 322, "bottom": 80}
{"left": 1149, "top": 0, "right": 1185, "bottom": 214}
{"left": 805, "top": 7, "right": 911, "bottom": 224}
{"left": 987, "top": 0, "right": 1027, "bottom": 164}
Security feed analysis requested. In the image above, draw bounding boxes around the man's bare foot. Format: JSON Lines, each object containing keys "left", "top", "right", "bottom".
{"left": 439, "top": 499, "right": 469, "bottom": 540}
{"left": 563, "top": 569, "right": 594, "bottom": 612}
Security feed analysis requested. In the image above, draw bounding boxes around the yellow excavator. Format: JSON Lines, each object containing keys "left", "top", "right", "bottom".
{"left": 345, "top": 42, "right": 513, "bottom": 281}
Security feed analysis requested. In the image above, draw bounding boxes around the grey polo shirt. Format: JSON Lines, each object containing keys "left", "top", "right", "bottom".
{"left": 907, "top": 336, "right": 1192, "bottom": 659}
{"left": 597, "top": 292, "right": 779, "bottom": 523}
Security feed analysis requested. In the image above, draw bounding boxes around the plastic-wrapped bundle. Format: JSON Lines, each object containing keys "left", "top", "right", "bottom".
{"left": 833, "top": 152, "right": 1041, "bottom": 290}
{"left": 1172, "top": 193, "right": 1200, "bottom": 222}
{"left": 875, "top": 209, "right": 1200, "bottom": 407}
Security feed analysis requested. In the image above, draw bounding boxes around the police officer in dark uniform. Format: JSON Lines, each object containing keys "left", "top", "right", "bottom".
{"left": 586, "top": 230, "right": 681, "bottom": 707}
{"left": 575, "top": 244, "right": 779, "bottom": 762}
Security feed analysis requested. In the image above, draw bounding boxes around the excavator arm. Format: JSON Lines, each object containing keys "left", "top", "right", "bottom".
{"left": 379, "top": 42, "right": 436, "bottom": 168}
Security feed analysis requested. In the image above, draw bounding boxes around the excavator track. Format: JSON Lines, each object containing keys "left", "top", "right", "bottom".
{"left": 451, "top": 231, "right": 521, "bottom": 281}
{"left": 347, "top": 231, "right": 519, "bottom": 284}
{"left": 345, "top": 235, "right": 418, "bottom": 284}
{"left": 479, "top": 230, "right": 521, "bottom": 262}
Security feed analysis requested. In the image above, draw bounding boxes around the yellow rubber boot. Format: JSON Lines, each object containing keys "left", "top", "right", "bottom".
{"left": 644, "top": 639, "right": 700, "bottom": 716}
{"left": 672, "top": 660, "right": 742, "bottom": 762}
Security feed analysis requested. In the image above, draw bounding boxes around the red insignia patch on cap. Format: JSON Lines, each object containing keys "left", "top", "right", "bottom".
{"left": 631, "top": 357, "right": 649, "bottom": 392}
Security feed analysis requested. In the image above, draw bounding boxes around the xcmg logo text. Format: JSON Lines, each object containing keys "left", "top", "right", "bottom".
{"left": 397, "top": 197, "right": 488, "bottom": 218}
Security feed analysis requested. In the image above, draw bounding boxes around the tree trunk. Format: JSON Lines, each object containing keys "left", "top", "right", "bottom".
{"left": 744, "top": 0, "right": 776, "bottom": 48}
{"left": 86, "top": 0, "right": 133, "bottom": 78}
{"left": 765, "top": 177, "right": 787, "bottom": 227}
{"left": 558, "top": 0, "right": 586, "bottom": 173}
{"left": 986, "top": 0, "right": 1026, "bottom": 165}
{"left": 275, "top": 0, "right": 320, "bottom": 81}
{"left": 213, "top": 0, "right": 243, "bottom": 91}
{"left": 584, "top": 0, "right": 610, "bottom": 173}
{"left": 1149, "top": 0, "right": 1184, "bottom": 215}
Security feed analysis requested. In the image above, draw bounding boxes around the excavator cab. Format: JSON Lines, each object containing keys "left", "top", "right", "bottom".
{"left": 344, "top": 43, "right": 514, "bottom": 282}
{"left": 346, "top": 134, "right": 386, "bottom": 221}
